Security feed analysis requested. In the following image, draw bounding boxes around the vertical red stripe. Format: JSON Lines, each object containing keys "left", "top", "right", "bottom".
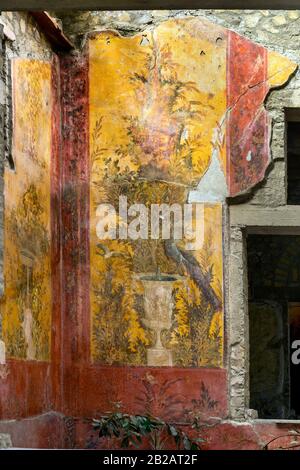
{"left": 59, "top": 50, "right": 90, "bottom": 413}
{"left": 227, "top": 31, "right": 270, "bottom": 197}
{"left": 51, "top": 55, "right": 63, "bottom": 412}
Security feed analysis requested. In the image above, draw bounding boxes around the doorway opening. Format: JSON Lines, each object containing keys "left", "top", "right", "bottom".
{"left": 248, "top": 234, "right": 300, "bottom": 419}
{"left": 286, "top": 110, "right": 300, "bottom": 205}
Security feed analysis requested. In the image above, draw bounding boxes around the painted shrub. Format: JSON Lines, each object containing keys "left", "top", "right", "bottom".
{"left": 1, "top": 59, "right": 52, "bottom": 361}
{"left": 89, "top": 18, "right": 296, "bottom": 368}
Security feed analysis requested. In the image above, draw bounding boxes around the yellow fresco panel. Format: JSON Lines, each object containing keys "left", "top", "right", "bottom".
{"left": 89, "top": 19, "right": 226, "bottom": 367}
{"left": 1, "top": 59, "right": 52, "bottom": 361}
{"left": 268, "top": 50, "right": 297, "bottom": 88}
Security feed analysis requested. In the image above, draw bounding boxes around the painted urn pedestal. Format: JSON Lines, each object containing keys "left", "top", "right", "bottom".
{"left": 141, "top": 274, "right": 177, "bottom": 367}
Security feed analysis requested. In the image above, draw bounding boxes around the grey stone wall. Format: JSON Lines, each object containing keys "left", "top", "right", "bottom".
{"left": 57, "top": 9, "right": 300, "bottom": 50}
{"left": 1, "top": 11, "right": 54, "bottom": 60}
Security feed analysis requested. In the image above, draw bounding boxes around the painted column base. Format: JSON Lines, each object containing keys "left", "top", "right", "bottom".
{"left": 147, "top": 348, "right": 173, "bottom": 367}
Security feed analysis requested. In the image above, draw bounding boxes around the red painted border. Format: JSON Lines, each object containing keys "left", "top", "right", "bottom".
{"left": 0, "top": 360, "right": 51, "bottom": 419}
{"left": 65, "top": 365, "right": 228, "bottom": 420}
{"left": 59, "top": 50, "right": 90, "bottom": 414}
{"left": 227, "top": 31, "right": 270, "bottom": 197}
{"left": 51, "top": 55, "right": 63, "bottom": 412}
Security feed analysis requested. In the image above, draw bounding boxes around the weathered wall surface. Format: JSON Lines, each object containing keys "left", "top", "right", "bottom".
{"left": 1, "top": 11, "right": 53, "bottom": 59}
{"left": 0, "top": 12, "right": 59, "bottom": 423}
{"left": 0, "top": 27, "right": 5, "bottom": 298}
{"left": 57, "top": 4, "right": 298, "bottom": 410}
{"left": 57, "top": 14, "right": 296, "bottom": 451}
{"left": 0, "top": 10, "right": 300, "bottom": 450}
{"left": 58, "top": 9, "right": 300, "bottom": 207}
{"left": 0, "top": 13, "right": 54, "bottom": 302}
{"left": 55, "top": 10, "right": 300, "bottom": 449}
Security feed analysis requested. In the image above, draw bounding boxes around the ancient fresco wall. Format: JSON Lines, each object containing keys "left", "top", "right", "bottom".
{"left": 0, "top": 15, "right": 297, "bottom": 431}
{"left": 89, "top": 21, "right": 226, "bottom": 369}
{"left": 88, "top": 18, "right": 296, "bottom": 371}
{"left": 227, "top": 33, "right": 296, "bottom": 196}
{"left": 2, "top": 59, "right": 52, "bottom": 361}
{"left": 0, "top": 56, "right": 60, "bottom": 420}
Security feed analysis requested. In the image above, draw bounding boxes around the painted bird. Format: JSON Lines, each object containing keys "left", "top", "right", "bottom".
{"left": 164, "top": 239, "right": 221, "bottom": 312}
{"left": 96, "top": 243, "right": 124, "bottom": 259}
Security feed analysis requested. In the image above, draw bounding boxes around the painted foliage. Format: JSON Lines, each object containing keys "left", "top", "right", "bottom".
{"left": 1, "top": 59, "right": 52, "bottom": 361}
{"left": 89, "top": 18, "right": 296, "bottom": 368}
{"left": 89, "top": 20, "right": 226, "bottom": 367}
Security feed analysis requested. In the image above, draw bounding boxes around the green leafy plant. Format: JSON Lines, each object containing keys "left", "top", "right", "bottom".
{"left": 93, "top": 404, "right": 204, "bottom": 450}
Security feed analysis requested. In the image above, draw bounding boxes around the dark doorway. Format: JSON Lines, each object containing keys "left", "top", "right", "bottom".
{"left": 248, "top": 235, "right": 300, "bottom": 419}
{"left": 289, "top": 304, "right": 300, "bottom": 416}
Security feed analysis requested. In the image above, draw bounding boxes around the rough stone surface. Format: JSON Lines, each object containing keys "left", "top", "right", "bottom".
{"left": 0, "top": 433, "right": 12, "bottom": 448}
{"left": 0, "top": 11, "right": 53, "bottom": 60}
{"left": 228, "top": 226, "right": 249, "bottom": 419}
{"left": 0, "top": 412, "right": 66, "bottom": 448}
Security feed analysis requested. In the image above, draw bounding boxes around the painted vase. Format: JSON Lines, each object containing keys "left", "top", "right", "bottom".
{"left": 141, "top": 275, "right": 176, "bottom": 366}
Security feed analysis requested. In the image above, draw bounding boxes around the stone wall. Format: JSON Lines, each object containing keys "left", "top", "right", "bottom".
{"left": 57, "top": 9, "right": 300, "bottom": 48}
{"left": 1, "top": 11, "right": 53, "bottom": 59}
